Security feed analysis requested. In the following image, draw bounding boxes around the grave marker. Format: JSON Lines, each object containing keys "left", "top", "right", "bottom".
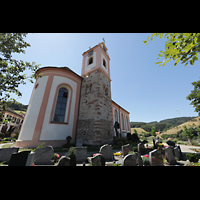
{"left": 122, "top": 154, "right": 137, "bottom": 166}
{"left": 34, "top": 145, "right": 54, "bottom": 165}
{"left": 9, "top": 151, "right": 31, "bottom": 166}
{"left": 91, "top": 154, "right": 105, "bottom": 166}
{"left": 0, "top": 147, "right": 19, "bottom": 164}
{"left": 138, "top": 143, "right": 146, "bottom": 155}
{"left": 75, "top": 147, "right": 87, "bottom": 163}
{"left": 149, "top": 149, "right": 163, "bottom": 166}
{"left": 122, "top": 144, "right": 133, "bottom": 157}
{"left": 174, "top": 146, "right": 181, "bottom": 160}
{"left": 165, "top": 147, "right": 177, "bottom": 165}
{"left": 99, "top": 144, "right": 113, "bottom": 161}
{"left": 57, "top": 156, "right": 71, "bottom": 166}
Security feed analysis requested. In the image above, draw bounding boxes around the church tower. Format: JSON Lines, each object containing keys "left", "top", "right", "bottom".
{"left": 76, "top": 42, "right": 113, "bottom": 146}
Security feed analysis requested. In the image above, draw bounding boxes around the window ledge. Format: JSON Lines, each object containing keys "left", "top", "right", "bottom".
{"left": 50, "top": 121, "right": 68, "bottom": 125}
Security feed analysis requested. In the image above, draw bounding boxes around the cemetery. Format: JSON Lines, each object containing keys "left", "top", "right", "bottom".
{"left": 1, "top": 136, "right": 200, "bottom": 166}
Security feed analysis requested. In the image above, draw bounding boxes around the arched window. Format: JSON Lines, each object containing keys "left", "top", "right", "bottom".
{"left": 53, "top": 87, "right": 68, "bottom": 122}
{"left": 121, "top": 113, "right": 124, "bottom": 130}
{"left": 88, "top": 57, "right": 93, "bottom": 65}
{"left": 115, "top": 109, "right": 118, "bottom": 122}
{"left": 126, "top": 116, "right": 130, "bottom": 131}
{"left": 103, "top": 59, "right": 106, "bottom": 68}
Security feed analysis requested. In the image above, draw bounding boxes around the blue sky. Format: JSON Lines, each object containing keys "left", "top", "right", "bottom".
{"left": 11, "top": 33, "right": 200, "bottom": 122}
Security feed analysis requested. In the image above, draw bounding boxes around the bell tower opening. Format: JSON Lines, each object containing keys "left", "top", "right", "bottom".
{"left": 81, "top": 42, "right": 111, "bottom": 81}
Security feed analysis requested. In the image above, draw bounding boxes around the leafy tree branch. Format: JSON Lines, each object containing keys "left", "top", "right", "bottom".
{"left": 143, "top": 33, "right": 200, "bottom": 67}
{"left": 0, "top": 33, "right": 40, "bottom": 112}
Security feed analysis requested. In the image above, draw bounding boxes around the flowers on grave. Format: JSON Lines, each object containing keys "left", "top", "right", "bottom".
{"left": 157, "top": 143, "right": 164, "bottom": 146}
{"left": 167, "top": 138, "right": 173, "bottom": 140}
{"left": 53, "top": 153, "right": 60, "bottom": 162}
{"left": 32, "top": 163, "right": 35, "bottom": 166}
{"left": 114, "top": 152, "right": 122, "bottom": 156}
{"left": 93, "top": 153, "right": 100, "bottom": 157}
{"left": 143, "top": 154, "right": 149, "bottom": 157}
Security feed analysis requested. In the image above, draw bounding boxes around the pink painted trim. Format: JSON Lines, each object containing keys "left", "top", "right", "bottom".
{"left": 32, "top": 74, "right": 54, "bottom": 143}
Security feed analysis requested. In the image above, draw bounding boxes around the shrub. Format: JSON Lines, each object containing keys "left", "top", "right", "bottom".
{"left": 142, "top": 157, "right": 150, "bottom": 166}
{"left": 186, "top": 153, "right": 199, "bottom": 162}
{"left": 127, "top": 133, "right": 139, "bottom": 143}
{"left": 132, "top": 147, "right": 138, "bottom": 152}
{"left": 12, "top": 132, "right": 19, "bottom": 140}
{"left": 68, "top": 147, "right": 76, "bottom": 166}
{"left": 0, "top": 132, "right": 5, "bottom": 139}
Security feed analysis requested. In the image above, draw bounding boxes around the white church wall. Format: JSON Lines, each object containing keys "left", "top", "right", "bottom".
{"left": 18, "top": 76, "right": 48, "bottom": 140}
{"left": 39, "top": 75, "right": 77, "bottom": 140}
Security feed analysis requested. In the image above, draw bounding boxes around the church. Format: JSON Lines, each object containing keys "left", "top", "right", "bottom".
{"left": 16, "top": 42, "right": 131, "bottom": 148}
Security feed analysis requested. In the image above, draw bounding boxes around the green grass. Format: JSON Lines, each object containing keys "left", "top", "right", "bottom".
{"left": 1, "top": 143, "right": 14, "bottom": 148}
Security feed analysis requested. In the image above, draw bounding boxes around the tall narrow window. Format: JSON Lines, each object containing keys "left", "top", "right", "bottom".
{"left": 115, "top": 109, "right": 118, "bottom": 122}
{"left": 88, "top": 57, "right": 93, "bottom": 65}
{"left": 103, "top": 59, "right": 106, "bottom": 68}
{"left": 53, "top": 87, "right": 68, "bottom": 122}
{"left": 121, "top": 113, "right": 124, "bottom": 130}
{"left": 126, "top": 116, "right": 130, "bottom": 131}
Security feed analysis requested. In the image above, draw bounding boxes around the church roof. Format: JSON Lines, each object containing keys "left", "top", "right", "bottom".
{"left": 112, "top": 100, "right": 130, "bottom": 114}
{"left": 36, "top": 66, "right": 82, "bottom": 79}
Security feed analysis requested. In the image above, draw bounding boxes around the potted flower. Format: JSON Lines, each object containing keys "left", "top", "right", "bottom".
{"left": 53, "top": 153, "right": 60, "bottom": 163}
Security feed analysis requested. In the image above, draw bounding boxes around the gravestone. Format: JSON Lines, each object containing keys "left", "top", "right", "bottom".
{"left": 91, "top": 154, "right": 105, "bottom": 166}
{"left": 57, "top": 156, "right": 71, "bottom": 166}
{"left": 76, "top": 138, "right": 83, "bottom": 147}
{"left": 34, "top": 145, "right": 54, "bottom": 165}
{"left": 99, "top": 144, "right": 113, "bottom": 161}
{"left": 75, "top": 147, "right": 87, "bottom": 163}
{"left": 122, "top": 144, "right": 133, "bottom": 157}
{"left": 149, "top": 149, "right": 163, "bottom": 166}
{"left": 0, "top": 147, "right": 19, "bottom": 164}
{"left": 135, "top": 152, "right": 143, "bottom": 166}
{"left": 26, "top": 152, "right": 35, "bottom": 166}
{"left": 177, "top": 145, "right": 183, "bottom": 159}
{"left": 9, "top": 151, "right": 31, "bottom": 166}
{"left": 122, "top": 154, "right": 137, "bottom": 166}
{"left": 165, "top": 147, "right": 177, "bottom": 165}
{"left": 138, "top": 143, "right": 146, "bottom": 155}
{"left": 174, "top": 146, "right": 181, "bottom": 160}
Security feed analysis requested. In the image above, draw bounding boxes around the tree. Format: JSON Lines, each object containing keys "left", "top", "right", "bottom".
{"left": 186, "top": 80, "right": 200, "bottom": 115}
{"left": 144, "top": 33, "right": 200, "bottom": 118}
{"left": 182, "top": 125, "right": 194, "bottom": 144}
{"left": 133, "top": 129, "right": 138, "bottom": 135}
{"left": 143, "top": 33, "right": 200, "bottom": 67}
{"left": 151, "top": 126, "right": 156, "bottom": 136}
{"left": 0, "top": 33, "right": 40, "bottom": 111}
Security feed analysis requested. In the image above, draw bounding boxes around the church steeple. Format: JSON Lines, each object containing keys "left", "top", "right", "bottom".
{"left": 81, "top": 42, "right": 111, "bottom": 81}
{"left": 77, "top": 41, "right": 113, "bottom": 146}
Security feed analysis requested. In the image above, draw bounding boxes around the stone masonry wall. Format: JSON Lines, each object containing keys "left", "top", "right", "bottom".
{"left": 76, "top": 70, "right": 113, "bottom": 146}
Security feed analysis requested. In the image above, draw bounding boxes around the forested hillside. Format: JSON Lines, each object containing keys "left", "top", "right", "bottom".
{"left": 6, "top": 101, "right": 28, "bottom": 111}
{"left": 130, "top": 117, "right": 197, "bottom": 132}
